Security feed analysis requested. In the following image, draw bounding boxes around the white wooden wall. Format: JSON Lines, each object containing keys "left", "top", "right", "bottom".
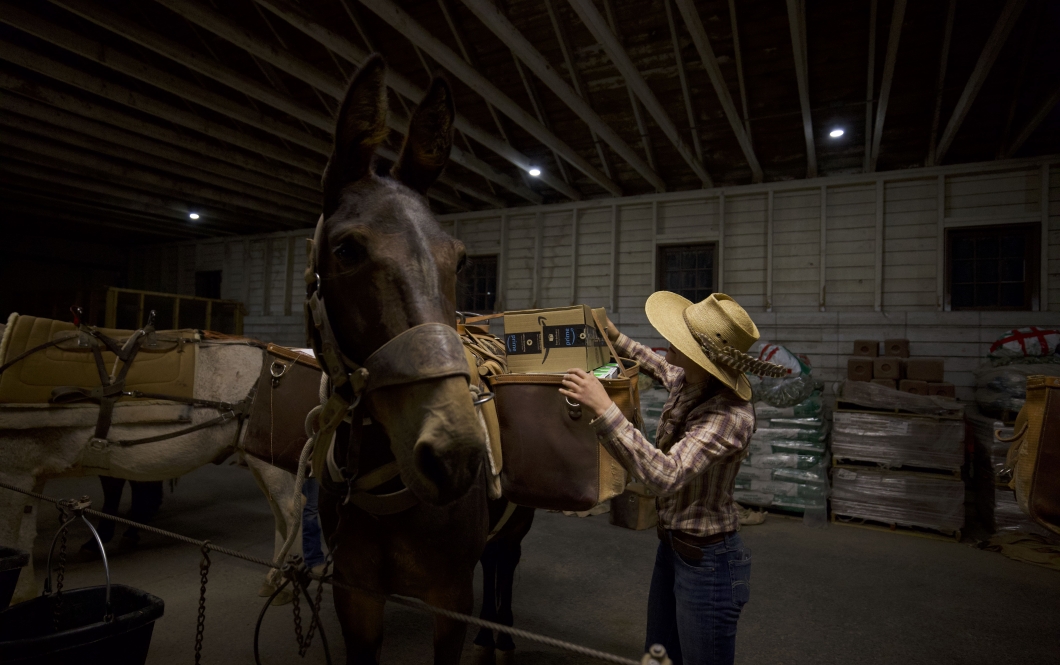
{"left": 130, "top": 156, "right": 1060, "bottom": 400}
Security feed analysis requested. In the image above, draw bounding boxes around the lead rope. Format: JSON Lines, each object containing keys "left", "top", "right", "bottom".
{"left": 194, "top": 542, "right": 211, "bottom": 664}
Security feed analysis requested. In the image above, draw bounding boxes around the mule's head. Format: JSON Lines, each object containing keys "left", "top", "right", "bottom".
{"left": 315, "top": 55, "right": 484, "bottom": 505}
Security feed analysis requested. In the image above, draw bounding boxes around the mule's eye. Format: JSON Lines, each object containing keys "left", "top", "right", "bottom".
{"left": 333, "top": 240, "right": 367, "bottom": 265}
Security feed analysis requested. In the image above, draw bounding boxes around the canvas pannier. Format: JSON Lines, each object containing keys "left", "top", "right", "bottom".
{"left": 999, "top": 375, "right": 1060, "bottom": 535}
{"left": 489, "top": 309, "right": 641, "bottom": 511}
{"left": 243, "top": 344, "right": 323, "bottom": 475}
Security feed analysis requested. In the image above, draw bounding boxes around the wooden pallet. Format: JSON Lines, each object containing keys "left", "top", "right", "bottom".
{"left": 830, "top": 513, "right": 962, "bottom": 543}
{"left": 832, "top": 458, "right": 962, "bottom": 480}
{"left": 833, "top": 400, "right": 964, "bottom": 421}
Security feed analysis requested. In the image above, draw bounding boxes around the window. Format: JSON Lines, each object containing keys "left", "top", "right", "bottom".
{"left": 195, "top": 270, "right": 222, "bottom": 300}
{"left": 947, "top": 224, "right": 1039, "bottom": 311}
{"left": 457, "top": 255, "right": 498, "bottom": 313}
{"left": 656, "top": 244, "right": 716, "bottom": 302}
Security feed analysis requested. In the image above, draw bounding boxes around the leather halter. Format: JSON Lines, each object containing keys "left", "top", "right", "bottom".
{"left": 303, "top": 217, "right": 471, "bottom": 514}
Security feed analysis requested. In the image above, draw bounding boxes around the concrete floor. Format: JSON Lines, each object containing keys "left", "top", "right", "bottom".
{"left": 19, "top": 463, "right": 1060, "bottom": 665}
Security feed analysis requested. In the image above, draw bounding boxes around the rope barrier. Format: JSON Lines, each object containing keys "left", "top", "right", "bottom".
{"left": 0, "top": 480, "right": 642, "bottom": 665}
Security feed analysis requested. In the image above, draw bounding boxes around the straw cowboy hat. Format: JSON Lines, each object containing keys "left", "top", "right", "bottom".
{"left": 645, "top": 292, "right": 786, "bottom": 401}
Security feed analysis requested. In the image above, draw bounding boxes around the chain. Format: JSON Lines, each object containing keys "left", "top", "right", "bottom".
{"left": 290, "top": 575, "right": 305, "bottom": 651}
{"left": 300, "top": 569, "right": 326, "bottom": 656}
{"left": 194, "top": 543, "right": 211, "bottom": 664}
{"left": 53, "top": 523, "right": 68, "bottom": 631}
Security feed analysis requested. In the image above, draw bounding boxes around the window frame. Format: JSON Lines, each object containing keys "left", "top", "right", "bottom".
{"left": 655, "top": 242, "right": 718, "bottom": 301}
{"left": 944, "top": 222, "right": 1040, "bottom": 312}
{"left": 456, "top": 254, "right": 500, "bottom": 314}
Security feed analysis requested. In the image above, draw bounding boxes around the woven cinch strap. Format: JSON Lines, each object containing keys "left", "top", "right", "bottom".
{"left": 683, "top": 312, "right": 787, "bottom": 378}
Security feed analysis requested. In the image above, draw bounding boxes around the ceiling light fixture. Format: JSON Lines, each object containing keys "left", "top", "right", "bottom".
{"left": 528, "top": 168, "right": 541, "bottom": 177}
{"left": 829, "top": 128, "right": 845, "bottom": 138}
{"left": 189, "top": 212, "right": 200, "bottom": 220}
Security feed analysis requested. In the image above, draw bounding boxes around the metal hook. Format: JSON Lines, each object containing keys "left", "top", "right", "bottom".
{"left": 472, "top": 391, "right": 495, "bottom": 406}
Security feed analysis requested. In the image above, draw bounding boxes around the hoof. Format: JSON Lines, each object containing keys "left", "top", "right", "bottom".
{"left": 270, "top": 588, "right": 294, "bottom": 606}
{"left": 471, "top": 644, "right": 496, "bottom": 665}
{"left": 496, "top": 648, "right": 515, "bottom": 665}
{"left": 258, "top": 582, "right": 276, "bottom": 598}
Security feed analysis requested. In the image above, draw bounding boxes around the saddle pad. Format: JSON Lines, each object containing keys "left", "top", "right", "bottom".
{"left": 242, "top": 344, "right": 324, "bottom": 474}
{"left": 0, "top": 314, "right": 197, "bottom": 404}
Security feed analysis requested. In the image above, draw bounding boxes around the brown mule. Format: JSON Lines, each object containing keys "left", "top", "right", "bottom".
{"left": 314, "top": 55, "right": 492, "bottom": 665}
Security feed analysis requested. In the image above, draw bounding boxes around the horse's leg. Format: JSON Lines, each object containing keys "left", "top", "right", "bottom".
{"left": 333, "top": 587, "right": 385, "bottom": 665}
{"left": 244, "top": 455, "right": 300, "bottom": 603}
{"left": 123, "top": 480, "right": 163, "bottom": 542}
{"left": 90, "top": 475, "right": 124, "bottom": 545}
{"left": 472, "top": 545, "right": 499, "bottom": 665}
{"left": 494, "top": 538, "right": 524, "bottom": 663}
{"left": 0, "top": 471, "right": 42, "bottom": 604}
{"left": 428, "top": 580, "right": 475, "bottom": 665}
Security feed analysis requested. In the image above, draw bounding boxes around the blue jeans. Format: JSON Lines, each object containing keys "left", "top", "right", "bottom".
{"left": 301, "top": 478, "right": 326, "bottom": 568}
{"left": 646, "top": 532, "right": 751, "bottom": 665}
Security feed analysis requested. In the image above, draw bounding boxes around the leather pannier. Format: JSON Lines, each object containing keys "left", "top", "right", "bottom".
{"left": 1000, "top": 375, "right": 1060, "bottom": 535}
{"left": 243, "top": 344, "right": 323, "bottom": 475}
{"left": 490, "top": 358, "right": 641, "bottom": 512}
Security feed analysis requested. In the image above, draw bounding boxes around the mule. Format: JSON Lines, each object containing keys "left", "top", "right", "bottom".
{"left": 310, "top": 55, "right": 500, "bottom": 665}
{"left": 0, "top": 331, "right": 303, "bottom": 604}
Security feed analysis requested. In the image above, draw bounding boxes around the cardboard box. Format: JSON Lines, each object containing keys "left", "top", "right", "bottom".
{"left": 504, "top": 306, "right": 609, "bottom": 373}
{"left": 899, "top": 379, "right": 928, "bottom": 395}
{"left": 906, "top": 358, "right": 945, "bottom": 382}
{"left": 873, "top": 357, "right": 901, "bottom": 380}
{"left": 883, "top": 339, "right": 910, "bottom": 358}
{"left": 852, "top": 340, "right": 879, "bottom": 357}
{"left": 871, "top": 378, "right": 896, "bottom": 390}
{"left": 609, "top": 483, "right": 657, "bottom": 530}
{"left": 848, "top": 358, "right": 873, "bottom": 381}
{"left": 927, "top": 382, "right": 956, "bottom": 398}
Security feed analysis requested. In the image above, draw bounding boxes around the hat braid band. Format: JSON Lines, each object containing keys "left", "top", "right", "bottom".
{"left": 687, "top": 325, "right": 787, "bottom": 378}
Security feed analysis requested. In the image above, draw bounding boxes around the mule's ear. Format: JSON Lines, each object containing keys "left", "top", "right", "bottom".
{"left": 391, "top": 77, "right": 454, "bottom": 195}
{"left": 323, "top": 54, "right": 389, "bottom": 216}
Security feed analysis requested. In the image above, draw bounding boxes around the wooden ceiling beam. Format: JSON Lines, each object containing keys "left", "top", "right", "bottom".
{"left": 0, "top": 3, "right": 329, "bottom": 154}
{"left": 567, "top": 0, "right": 712, "bottom": 187}
{"left": 997, "top": 0, "right": 1042, "bottom": 159}
{"left": 0, "top": 166, "right": 251, "bottom": 234}
{"left": 0, "top": 132, "right": 311, "bottom": 226}
{"left": 727, "top": 0, "right": 752, "bottom": 143}
{"left": 785, "top": 0, "right": 817, "bottom": 178}
{"left": 0, "top": 72, "right": 320, "bottom": 191}
{"left": 600, "top": 0, "right": 657, "bottom": 176}
{"left": 461, "top": 0, "right": 665, "bottom": 192}
{"left": 2, "top": 194, "right": 205, "bottom": 239}
{"left": 156, "top": 0, "right": 539, "bottom": 205}
{"left": 863, "top": 0, "right": 877, "bottom": 172}
{"left": 0, "top": 41, "right": 322, "bottom": 173}
{"left": 665, "top": 0, "right": 703, "bottom": 165}
{"left": 3, "top": 202, "right": 201, "bottom": 239}
{"left": 1001, "top": 82, "right": 1060, "bottom": 159}
{"left": 926, "top": 0, "right": 957, "bottom": 167}
{"left": 354, "top": 0, "right": 606, "bottom": 198}
{"left": 934, "top": 0, "right": 1027, "bottom": 165}
{"left": 673, "top": 0, "right": 763, "bottom": 182}
{"left": 867, "top": 0, "right": 907, "bottom": 173}
{"left": 3, "top": 185, "right": 205, "bottom": 232}
{"left": 0, "top": 105, "right": 318, "bottom": 213}
{"left": 543, "top": 0, "right": 613, "bottom": 181}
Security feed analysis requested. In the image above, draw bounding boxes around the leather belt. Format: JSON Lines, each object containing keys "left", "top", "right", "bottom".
{"left": 657, "top": 525, "right": 732, "bottom": 562}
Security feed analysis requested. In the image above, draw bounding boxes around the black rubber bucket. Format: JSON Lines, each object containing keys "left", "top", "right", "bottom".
{"left": 0, "top": 584, "right": 164, "bottom": 664}
{"left": 0, "top": 546, "right": 30, "bottom": 610}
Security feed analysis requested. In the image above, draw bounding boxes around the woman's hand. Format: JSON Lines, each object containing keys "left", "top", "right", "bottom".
{"left": 559, "top": 368, "right": 614, "bottom": 418}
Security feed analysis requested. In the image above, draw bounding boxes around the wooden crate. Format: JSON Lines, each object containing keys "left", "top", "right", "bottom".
{"left": 609, "top": 483, "right": 657, "bottom": 530}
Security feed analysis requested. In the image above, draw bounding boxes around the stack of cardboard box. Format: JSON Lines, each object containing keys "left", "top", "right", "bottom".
{"left": 846, "top": 339, "right": 955, "bottom": 397}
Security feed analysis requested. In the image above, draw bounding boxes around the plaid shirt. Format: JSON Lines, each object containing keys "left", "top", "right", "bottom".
{"left": 592, "top": 334, "right": 755, "bottom": 537}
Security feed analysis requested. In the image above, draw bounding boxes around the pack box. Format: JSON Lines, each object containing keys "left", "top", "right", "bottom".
{"left": 503, "top": 305, "right": 610, "bottom": 374}
{"left": 899, "top": 379, "right": 928, "bottom": 395}
{"left": 609, "top": 483, "right": 658, "bottom": 530}
{"left": 927, "top": 382, "right": 956, "bottom": 398}
{"left": 883, "top": 339, "right": 910, "bottom": 358}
